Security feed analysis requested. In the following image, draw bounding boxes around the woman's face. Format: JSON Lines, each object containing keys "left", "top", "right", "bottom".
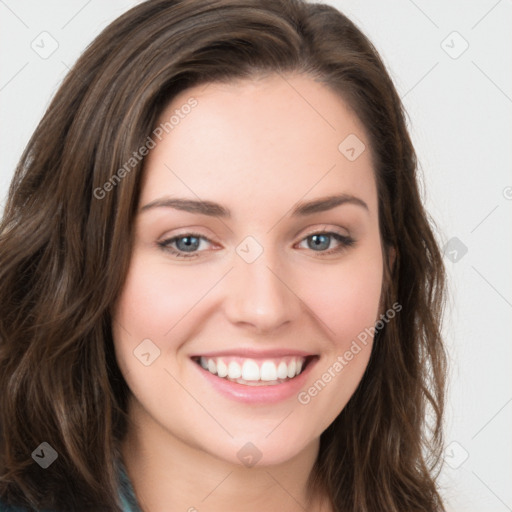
{"left": 112, "top": 73, "right": 385, "bottom": 466}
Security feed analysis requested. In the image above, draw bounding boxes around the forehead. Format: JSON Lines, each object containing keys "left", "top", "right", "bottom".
{"left": 140, "top": 73, "right": 377, "bottom": 217}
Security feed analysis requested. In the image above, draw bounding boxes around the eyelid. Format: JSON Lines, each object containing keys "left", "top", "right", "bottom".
{"left": 299, "top": 224, "right": 350, "bottom": 239}
{"left": 159, "top": 224, "right": 350, "bottom": 247}
{"left": 158, "top": 226, "right": 355, "bottom": 259}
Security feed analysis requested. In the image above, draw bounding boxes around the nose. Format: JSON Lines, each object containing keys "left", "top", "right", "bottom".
{"left": 223, "top": 248, "right": 302, "bottom": 334}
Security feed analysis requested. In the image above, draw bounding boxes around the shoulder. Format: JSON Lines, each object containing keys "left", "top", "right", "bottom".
{"left": 0, "top": 457, "right": 139, "bottom": 512}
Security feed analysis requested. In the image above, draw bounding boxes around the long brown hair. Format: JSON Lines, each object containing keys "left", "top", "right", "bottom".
{"left": 0, "top": 1, "right": 447, "bottom": 510}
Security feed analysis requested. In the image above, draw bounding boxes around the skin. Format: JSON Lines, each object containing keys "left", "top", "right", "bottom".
{"left": 112, "top": 73, "right": 392, "bottom": 512}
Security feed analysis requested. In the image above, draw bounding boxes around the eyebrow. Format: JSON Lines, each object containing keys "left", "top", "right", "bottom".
{"left": 139, "top": 193, "right": 369, "bottom": 218}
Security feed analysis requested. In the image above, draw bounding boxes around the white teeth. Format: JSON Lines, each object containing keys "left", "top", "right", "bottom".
{"left": 207, "top": 359, "right": 217, "bottom": 374}
{"left": 276, "top": 361, "right": 288, "bottom": 379}
{"left": 216, "top": 359, "right": 228, "bottom": 378}
{"left": 241, "top": 360, "right": 260, "bottom": 380}
{"left": 197, "top": 356, "right": 308, "bottom": 384}
{"left": 260, "top": 361, "right": 277, "bottom": 381}
{"left": 227, "top": 361, "right": 242, "bottom": 379}
{"left": 287, "top": 360, "right": 296, "bottom": 378}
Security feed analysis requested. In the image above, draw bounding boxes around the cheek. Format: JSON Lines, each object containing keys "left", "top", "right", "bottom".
{"left": 111, "top": 254, "right": 222, "bottom": 413}
{"left": 293, "top": 254, "right": 382, "bottom": 430}
{"left": 300, "top": 251, "right": 383, "bottom": 348}
{"left": 113, "top": 255, "right": 219, "bottom": 340}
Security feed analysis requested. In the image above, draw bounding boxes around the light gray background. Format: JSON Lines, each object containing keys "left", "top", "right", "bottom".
{"left": 1, "top": 1, "right": 511, "bottom": 511}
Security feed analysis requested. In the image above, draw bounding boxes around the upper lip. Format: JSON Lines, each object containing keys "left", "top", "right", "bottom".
{"left": 190, "top": 348, "right": 317, "bottom": 359}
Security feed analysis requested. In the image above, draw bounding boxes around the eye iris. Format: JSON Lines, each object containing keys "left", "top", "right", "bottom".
{"left": 309, "top": 234, "right": 330, "bottom": 251}
{"left": 176, "top": 236, "right": 200, "bottom": 252}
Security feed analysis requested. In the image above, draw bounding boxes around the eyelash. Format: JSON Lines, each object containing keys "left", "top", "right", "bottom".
{"left": 157, "top": 230, "right": 356, "bottom": 259}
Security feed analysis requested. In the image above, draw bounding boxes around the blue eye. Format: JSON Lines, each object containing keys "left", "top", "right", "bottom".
{"left": 299, "top": 232, "right": 355, "bottom": 254}
{"left": 157, "top": 233, "right": 208, "bottom": 258}
{"left": 157, "top": 231, "right": 355, "bottom": 259}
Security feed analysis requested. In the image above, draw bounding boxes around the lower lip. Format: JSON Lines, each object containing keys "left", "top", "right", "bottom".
{"left": 192, "top": 357, "right": 318, "bottom": 404}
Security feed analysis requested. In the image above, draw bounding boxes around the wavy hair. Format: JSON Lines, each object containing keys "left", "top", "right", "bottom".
{"left": 0, "top": 0, "right": 447, "bottom": 510}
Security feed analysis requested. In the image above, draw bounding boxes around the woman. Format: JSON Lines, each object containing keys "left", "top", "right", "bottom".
{"left": 0, "top": 0, "right": 447, "bottom": 510}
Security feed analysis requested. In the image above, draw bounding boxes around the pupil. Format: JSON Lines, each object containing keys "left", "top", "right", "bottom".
{"left": 310, "top": 234, "right": 329, "bottom": 251}
{"left": 177, "top": 236, "right": 199, "bottom": 252}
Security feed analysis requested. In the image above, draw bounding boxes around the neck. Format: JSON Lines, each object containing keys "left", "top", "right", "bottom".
{"left": 121, "top": 397, "right": 331, "bottom": 512}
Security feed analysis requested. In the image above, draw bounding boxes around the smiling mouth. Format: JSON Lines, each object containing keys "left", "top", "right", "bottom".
{"left": 191, "top": 355, "right": 317, "bottom": 386}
